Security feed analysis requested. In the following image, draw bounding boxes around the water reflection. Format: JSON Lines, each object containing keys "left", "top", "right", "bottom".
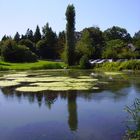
{"left": 1, "top": 73, "right": 140, "bottom": 140}
{"left": 67, "top": 92, "right": 78, "bottom": 131}
{"left": 0, "top": 77, "right": 133, "bottom": 134}
{"left": 1, "top": 78, "right": 131, "bottom": 109}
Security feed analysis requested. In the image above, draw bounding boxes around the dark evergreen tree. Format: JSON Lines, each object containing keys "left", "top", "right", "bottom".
{"left": 134, "top": 30, "right": 140, "bottom": 40}
{"left": 25, "top": 28, "right": 34, "bottom": 41}
{"left": 1, "top": 35, "right": 11, "bottom": 41}
{"left": 14, "top": 32, "right": 20, "bottom": 42}
{"left": 42, "top": 23, "right": 58, "bottom": 59}
{"left": 34, "top": 25, "right": 41, "bottom": 43}
{"left": 21, "top": 34, "right": 26, "bottom": 40}
{"left": 65, "top": 4, "right": 76, "bottom": 66}
{"left": 57, "top": 31, "right": 66, "bottom": 58}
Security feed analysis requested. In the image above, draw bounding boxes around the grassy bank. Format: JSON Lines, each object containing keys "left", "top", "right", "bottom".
{"left": 0, "top": 60, "right": 66, "bottom": 71}
{"left": 95, "top": 60, "right": 140, "bottom": 71}
{"left": 0, "top": 60, "right": 140, "bottom": 71}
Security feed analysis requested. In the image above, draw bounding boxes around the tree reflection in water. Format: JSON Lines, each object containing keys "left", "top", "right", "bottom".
{"left": 0, "top": 77, "right": 131, "bottom": 133}
{"left": 67, "top": 91, "right": 78, "bottom": 131}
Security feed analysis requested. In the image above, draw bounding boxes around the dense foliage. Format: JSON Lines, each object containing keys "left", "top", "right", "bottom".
{"left": 0, "top": 4, "right": 140, "bottom": 65}
{"left": 79, "top": 55, "right": 90, "bottom": 69}
{"left": 95, "top": 60, "right": 140, "bottom": 71}
{"left": 1, "top": 40, "right": 37, "bottom": 62}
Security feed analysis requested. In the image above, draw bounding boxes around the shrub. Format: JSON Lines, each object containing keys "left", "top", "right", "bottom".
{"left": 125, "top": 98, "right": 140, "bottom": 140}
{"left": 95, "top": 60, "right": 140, "bottom": 71}
{"left": 19, "top": 39, "right": 36, "bottom": 53}
{"left": 1, "top": 40, "right": 37, "bottom": 62}
{"left": 79, "top": 55, "right": 90, "bottom": 69}
{"left": 119, "top": 60, "right": 140, "bottom": 70}
{"left": 30, "top": 63, "right": 63, "bottom": 70}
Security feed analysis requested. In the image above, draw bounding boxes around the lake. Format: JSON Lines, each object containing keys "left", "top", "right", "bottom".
{"left": 0, "top": 70, "right": 139, "bottom": 140}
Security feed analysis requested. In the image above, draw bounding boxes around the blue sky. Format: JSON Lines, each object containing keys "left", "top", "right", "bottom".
{"left": 0, "top": 0, "right": 139, "bottom": 38}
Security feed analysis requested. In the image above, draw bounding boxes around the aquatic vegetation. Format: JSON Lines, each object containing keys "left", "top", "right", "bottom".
{"left": 16, "top": 86, "right": 49, "bottom": 92}
{"left": 125, "top": 98, "right": 140, "bottom": 140}
{"left": 30, "top": 82, "right": 69, "bottom": 87}
{"left": 64, "top": 78, "right": 98, "bottom": 82}
{"left": 0, "top": 71, "right": 101, "bottom": 92}
{"left": 30, "top": 81, "right": 95, "bottom": 87}
{"left": 4, "top": 73, "right": 29, "bottom": 79}
{"left": 96, "top": 60, "right": 140, "bottom": 71}
{"left": 16, "top": 79, "right": 98, "bottom": 92}
{"left": 13, "top": 77, "right": 68, "bottom": 83}
{"left": 97, "top": 81, "right": 109, "bottom": 84}
{"left": 104, "top": 72, "right": 123, "bottom": 76}
{"left": 0, "top": 80, "right": 20, "bottom": 87}
{"left": 15, "top": 84, "right": 99, "bottom": 92}
{"left": 4, "top": 75, "right": 98, "bottom": 83}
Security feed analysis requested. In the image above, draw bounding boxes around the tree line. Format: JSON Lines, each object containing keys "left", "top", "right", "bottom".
{"left": 0, "top": 4, "right": 140, "bottom": 67}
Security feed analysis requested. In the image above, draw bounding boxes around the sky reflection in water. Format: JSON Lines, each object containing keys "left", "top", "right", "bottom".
{"left": 0, "top": 71, "right": 140, "bottom": 140}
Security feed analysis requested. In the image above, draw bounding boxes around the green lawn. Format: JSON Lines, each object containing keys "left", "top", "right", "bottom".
{"left": 0, "top": 60, "right": 66, "bottom": 71}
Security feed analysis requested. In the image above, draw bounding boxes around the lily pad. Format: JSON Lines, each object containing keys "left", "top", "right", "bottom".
{"left": 16, "top": 86, "right": 49, "bottom": 92}
{"left": 104, "top": 72, "right": 123, "bottom": 76}
{"left": 12, "top": 76, "right": 98, "bottom": 83}
{"left": 15, "top": 85, "right": 99, "bottom": 92}
{"left": 3, "top": 72, "right": 28, "bottom": 78}
{"left": 30, "top": 82, "right": 69, "bottom": 87}
{"left": 30, "top": 81, "right": 95, "bottom": 87}
{"left": 0, "top": 80, "right": 20, "bottom": 87}
{"left": 13, "top": 77, "right": 68, "bottom": 83}
{"left": 65, "top": 78, "right": 98, "bottom": 82}
{"left": 98, "top": 81, "right": 109, "bottom": 84}
{"left": 1, "top": 72, "right": 100, "bottom": 92}
{"left": 77, "top": 76, "right": 92, "bottom": 79}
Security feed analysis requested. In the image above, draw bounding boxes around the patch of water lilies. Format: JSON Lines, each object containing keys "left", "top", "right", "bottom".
{"left": 3, "top": 72, "right": 29, "bottom": 78}
{"left": 0, "top": 81, "right": 20, "bottom": 87}
{"left": 0, "top": 72, "right": 103, "bottom": 92}
{"left": 16, "top": 85, "right": 99, "bottom": 92}
{"left": 13, "top": 77, "right": 68, "bottom": 83}
{"left": 104, "top": 72, "right": 123, "bottom": 76}
{"left": 30, "top": 82, "right": 95, "bottom": 87}
{"left": 5, "top": 75, "right": 98, "bottom": 83}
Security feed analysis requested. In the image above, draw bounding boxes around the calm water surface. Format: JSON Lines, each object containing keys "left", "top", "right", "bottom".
{"left": 0, "top": 71, "right": 140, "bottom": 140}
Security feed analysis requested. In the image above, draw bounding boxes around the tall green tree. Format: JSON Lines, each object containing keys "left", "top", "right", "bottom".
{"left": 34, "top": 25, "right": 41, "bottom": 43}
{"left": 65, "top": 4, "right": 76, "bottom": 66}
{"left": 104, "top": 26, "right": 131, "bottom": 42}
{"left": 102, "top": 39, "right": 124, "bottom": 59}
{"left": 76, "top": 27, "right": 105, "bottom": 60}
{"left": 76, "top": 30, "right": 95, "bottom": 58}
{"left": 42, "top": 23, "right": 58, "bottom": 59}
